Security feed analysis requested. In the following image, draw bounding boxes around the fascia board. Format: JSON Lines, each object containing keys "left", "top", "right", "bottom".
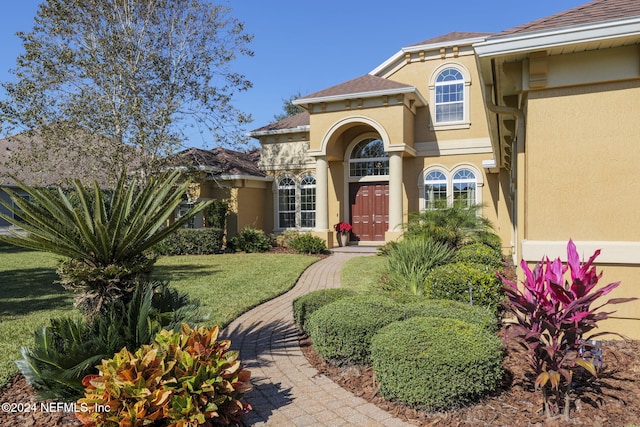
{"left": 475, "top": 18, "right": 640, "bottom": 57}
{"left": 370, "top": 36, "right": 489, "bottom": 76}
{"left": 247, "top": 125, "right": 310, "bottom": 138}
{"left": 293, "top": 87, "right": 427, "bottom": 107}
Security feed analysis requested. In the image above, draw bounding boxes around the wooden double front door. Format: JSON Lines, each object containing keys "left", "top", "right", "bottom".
{"left": 349, "top": 182, "right": 389, "bottom": 242}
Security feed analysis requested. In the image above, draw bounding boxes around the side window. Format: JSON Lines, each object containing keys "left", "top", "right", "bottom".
{"left": 300, "top": 175, "right": 316, "bottom": 228}
{"left": 176, "top": 203, "right": 196, "bottom": 228}
{"left": 452, "top": 169, "right": 477, "bottom": 208}
{"left": 278, "top": 176, "right": 296, "bottom": 229}
{"left": 424, "top": 170, "right": 448, "bottom": 209}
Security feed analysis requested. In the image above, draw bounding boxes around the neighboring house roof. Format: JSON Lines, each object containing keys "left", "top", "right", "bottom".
{"left": 175, "top": 147, "right": 266, "bottom": 178}
{"left": 500, "top": 0, "right": 640, "bottom": 36}
{"left": 408, "top": 31, "right": 494, "bottom": 47}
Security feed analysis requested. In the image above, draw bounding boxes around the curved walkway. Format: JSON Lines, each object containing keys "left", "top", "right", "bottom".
{"left": 222, "top": 252, "right": 412, "bottom": 427}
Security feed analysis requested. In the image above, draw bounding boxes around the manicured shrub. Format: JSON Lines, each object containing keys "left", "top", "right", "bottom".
{"left": 472, "top": 231, "right": 502, "bottom": 252}
{"left": 293, "top": 288, "right": 355, "bottom": 334}
{"left": 455, "top": 242, "right": 503, "bottom": 269}
{"left": 154, "top": 227, "right": 224, "bottom": 255}
{"left": 274, "top": 229, "right": 300, "bottom": 248}
{"left": 386, "top": 238, "right": 455, "bottom": 295}
{"left": 288, "top": 233, "right": 329, "bottom": 254}
{"left": 393, "top": 296, "right": 498, "bottom": 331}
{"left": 77, "top": 324, "right": 252, "bottom": 426}
{"left": 424, "top": 262, "right": 504, "bottom": 314}
{"left": 307, "top": 294, "right": 405, "bottom": 365}
{"left": 16, "top": 282, "right": 204, "bottom": 400}
{"left": 227, "top": 227, "right": 272, "bottom": 253}
{"left": 371, "top": 317, "right": 503, "bottom": 410}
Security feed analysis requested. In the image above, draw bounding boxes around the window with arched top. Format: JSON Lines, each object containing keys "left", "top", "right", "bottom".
{"left": 452, "top": 169, "right": 477, "bottom": 208}
{"left": 349, "top": 138, "right": 388, "bottom": 177}
{"left": 424, "top": 170, "right": 448, "bottom": 209}
{"left": 300, "top": 175, "right": 316, "bottom": 228}
{"left": 435, "top": 68, "right": 464, "bottom": 123}
{"left": 278, "top": 176, "right": 296, "bottom": 228}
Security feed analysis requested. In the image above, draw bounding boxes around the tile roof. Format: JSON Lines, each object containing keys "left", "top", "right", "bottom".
{"left": 408, "top": 32, "right": 493, "bottom": 47}
{"left": 298, "top": 74, "right": 413, "bottom": 100}
{"left": 501, "top": 0, "right": 640, "bottom": 36}
{"left": 175, "top": 147, "right": 265, "bottom": 178}
{"left": 250, "top": 111, "right": 310, "bottom": 134}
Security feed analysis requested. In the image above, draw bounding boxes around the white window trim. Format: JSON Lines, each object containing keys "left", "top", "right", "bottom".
{"left": 273, "top": 172, "right": 317, "bottom": 231}
{"left": 428, "top": 62, "right": 472, "bottom": 131}
{"left": 418, "top": 163, "right": 483, "bottom": 210}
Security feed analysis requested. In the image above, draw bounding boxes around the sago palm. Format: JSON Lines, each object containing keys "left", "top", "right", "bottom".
{"left": 404, "top": 204, "right": 493, "bottom": 248}
{"left": 0, "top": 169, "right": 211, "bottom": 315}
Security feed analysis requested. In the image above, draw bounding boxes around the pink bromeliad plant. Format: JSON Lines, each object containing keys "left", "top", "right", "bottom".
{"left": 500, "top": 240, "right": 636, "bottom": 420}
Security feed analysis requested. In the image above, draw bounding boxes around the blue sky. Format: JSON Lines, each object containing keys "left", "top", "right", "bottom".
{"left": 0, "top": 0, "right": 588, "bottom": 148}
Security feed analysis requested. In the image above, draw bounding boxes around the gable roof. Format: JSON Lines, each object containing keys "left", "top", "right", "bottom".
{"left": 501, "top": 0, "right": 640, "bottom": 36}
{"left": 174, "top": 147, "right": 265, "bottom": 178}
{"left": 408, "top": 32, "right": 494, "bottom": 47}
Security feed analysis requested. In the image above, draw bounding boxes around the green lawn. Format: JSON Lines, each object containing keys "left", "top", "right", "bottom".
{"left": 340, "top": 255, "right": 387, "bottom": 293}
{"left": 0, "top": 244, "right": 317, "bottom": 387}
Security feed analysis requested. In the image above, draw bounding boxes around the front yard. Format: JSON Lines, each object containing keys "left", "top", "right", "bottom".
{"left": 0, "top": 243, "right": 316, "bottom": 387}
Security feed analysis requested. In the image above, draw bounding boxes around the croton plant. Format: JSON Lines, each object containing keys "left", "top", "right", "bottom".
{"left": 76, "top": 324, "right": 252, "bottom": 426}
{"left": 500, "top": 240, "right": 636, "bottom": 420}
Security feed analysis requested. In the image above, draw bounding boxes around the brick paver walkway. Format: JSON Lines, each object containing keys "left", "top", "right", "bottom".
{"left": 222, "top": 252, "right": 412, "bottom": 427}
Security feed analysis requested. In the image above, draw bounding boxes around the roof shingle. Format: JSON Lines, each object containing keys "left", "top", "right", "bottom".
{"left": 408, "top": 31, "right": 493, "bottom": 47}
{"left": 501, "top": 0, "right": 640, "bottom": 36}
{"left": 298, "top": 74, "right": 413, "bottom": 101}
{"left": 175, "top": 147, "right": 265, "bottom": 178}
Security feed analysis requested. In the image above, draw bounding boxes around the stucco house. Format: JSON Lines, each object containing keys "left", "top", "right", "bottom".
{"left": 241, "top": 0, "right": 640, "bottom": 338}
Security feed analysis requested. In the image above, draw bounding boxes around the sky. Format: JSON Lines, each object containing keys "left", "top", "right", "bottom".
{"left": 0, "top": 0, "right": 589, "bottom": 149}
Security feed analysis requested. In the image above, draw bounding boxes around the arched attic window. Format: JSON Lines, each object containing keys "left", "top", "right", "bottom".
{"left": 349, "top": 138, "right": 388, "bottom": 177}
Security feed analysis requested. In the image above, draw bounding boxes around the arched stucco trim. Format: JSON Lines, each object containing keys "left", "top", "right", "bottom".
{"left": 316, "top": 116, "right": 391, "bottom": 157}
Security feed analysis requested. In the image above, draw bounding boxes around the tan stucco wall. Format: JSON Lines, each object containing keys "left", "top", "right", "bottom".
{"left": 525, "top": 80, "right": 640, "bottom": 242}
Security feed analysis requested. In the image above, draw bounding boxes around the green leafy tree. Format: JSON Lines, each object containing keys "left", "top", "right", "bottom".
{"left": 0, "top": 169, "right": 211, "bottom": 316}
{"left": 0, "top": 0, "right": 254, "bottom": 182}
{"left": 404, "top": 204, "right": 493, "bottom": 248}
{"left": 273, "top": 91, "right": 305, "bottom": 121}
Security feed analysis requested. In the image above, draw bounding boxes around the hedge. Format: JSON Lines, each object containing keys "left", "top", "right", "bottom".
{"left": 371, "top": 316, "right": 503, "bottom": 410}
{"left": 154, "top": 228, "right": 224, "bottom": 255}
{"left": 455, "top": 242, "right": 503, "bottom": 269}
{"left": 424, "top": 262, "right": 504, "bottom": 314}
{"left": 292, "top": 288, "right": 354, "bottom": 335}
{"left": 307, "top": 294, "right": 405, "bottom": 365}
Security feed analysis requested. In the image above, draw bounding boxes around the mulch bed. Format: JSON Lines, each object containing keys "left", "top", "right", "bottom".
{"left": 300, "top": 334, "right": 640, "bottom": 426}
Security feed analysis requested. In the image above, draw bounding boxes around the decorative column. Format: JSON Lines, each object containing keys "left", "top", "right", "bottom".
{"left": 388, "top": 151, "right": 403, "bottom": 233}
{"left": 315, "top": 156, "right": 329, "bottom": 231}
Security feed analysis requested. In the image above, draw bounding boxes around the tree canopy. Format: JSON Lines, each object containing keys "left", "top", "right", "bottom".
{"left": 0, "top": 0, "right": 254, "bottom": 183}
{"left": 273, "top": 91, "right": 305, "bottom": 122}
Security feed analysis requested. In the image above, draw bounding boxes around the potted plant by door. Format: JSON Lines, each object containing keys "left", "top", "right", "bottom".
{"left": 334, "top": 222, "right": 352, "bottom": 247}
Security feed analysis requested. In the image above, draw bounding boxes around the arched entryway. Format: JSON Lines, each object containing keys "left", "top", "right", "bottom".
{"left": 347, "top": 137, "right": 389, "bottom": 242}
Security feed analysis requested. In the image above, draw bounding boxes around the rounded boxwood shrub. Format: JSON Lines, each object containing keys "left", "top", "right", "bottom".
{"left": 473, "top": 231, "right": 502, "bottom": 252}
{"left": 399, "top": 297, "right": 498, "bottom": 331}
{"left": 424, "top": 262, "right": 504, "bottom": 314}
{"left": 307, "top": 294, "right": 405, "bottom": 365}
{"left": 292, "top": 288, "right": 355, "bottom": 334}
{"left": 371, "top": 316, "right": 503, "bottom": 410}
{"left": 288, "top": 233, "right": 329, "bottom": 254}
{"left": 455, "top": 242, "right": 503, "bottom": 269}
{"left": 153, "top": 228, "right": 224, "bottom": 255}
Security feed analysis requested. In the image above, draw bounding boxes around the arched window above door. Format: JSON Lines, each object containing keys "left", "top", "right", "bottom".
{"left": 349, "top": 138, "right": 389, "bottom": 177}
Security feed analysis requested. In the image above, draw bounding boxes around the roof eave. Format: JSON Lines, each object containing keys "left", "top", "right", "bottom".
{"left": 475, "top": 17, "right": 640, "bottom": 57}
{"left": 247, "top": 125, "right": 311, "bottom": 138}
{"left": 293, "top": 87, "right": 427, "bottom": 108}
{"left": 371, "top": 35, "right": 490, "bottom": 76}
